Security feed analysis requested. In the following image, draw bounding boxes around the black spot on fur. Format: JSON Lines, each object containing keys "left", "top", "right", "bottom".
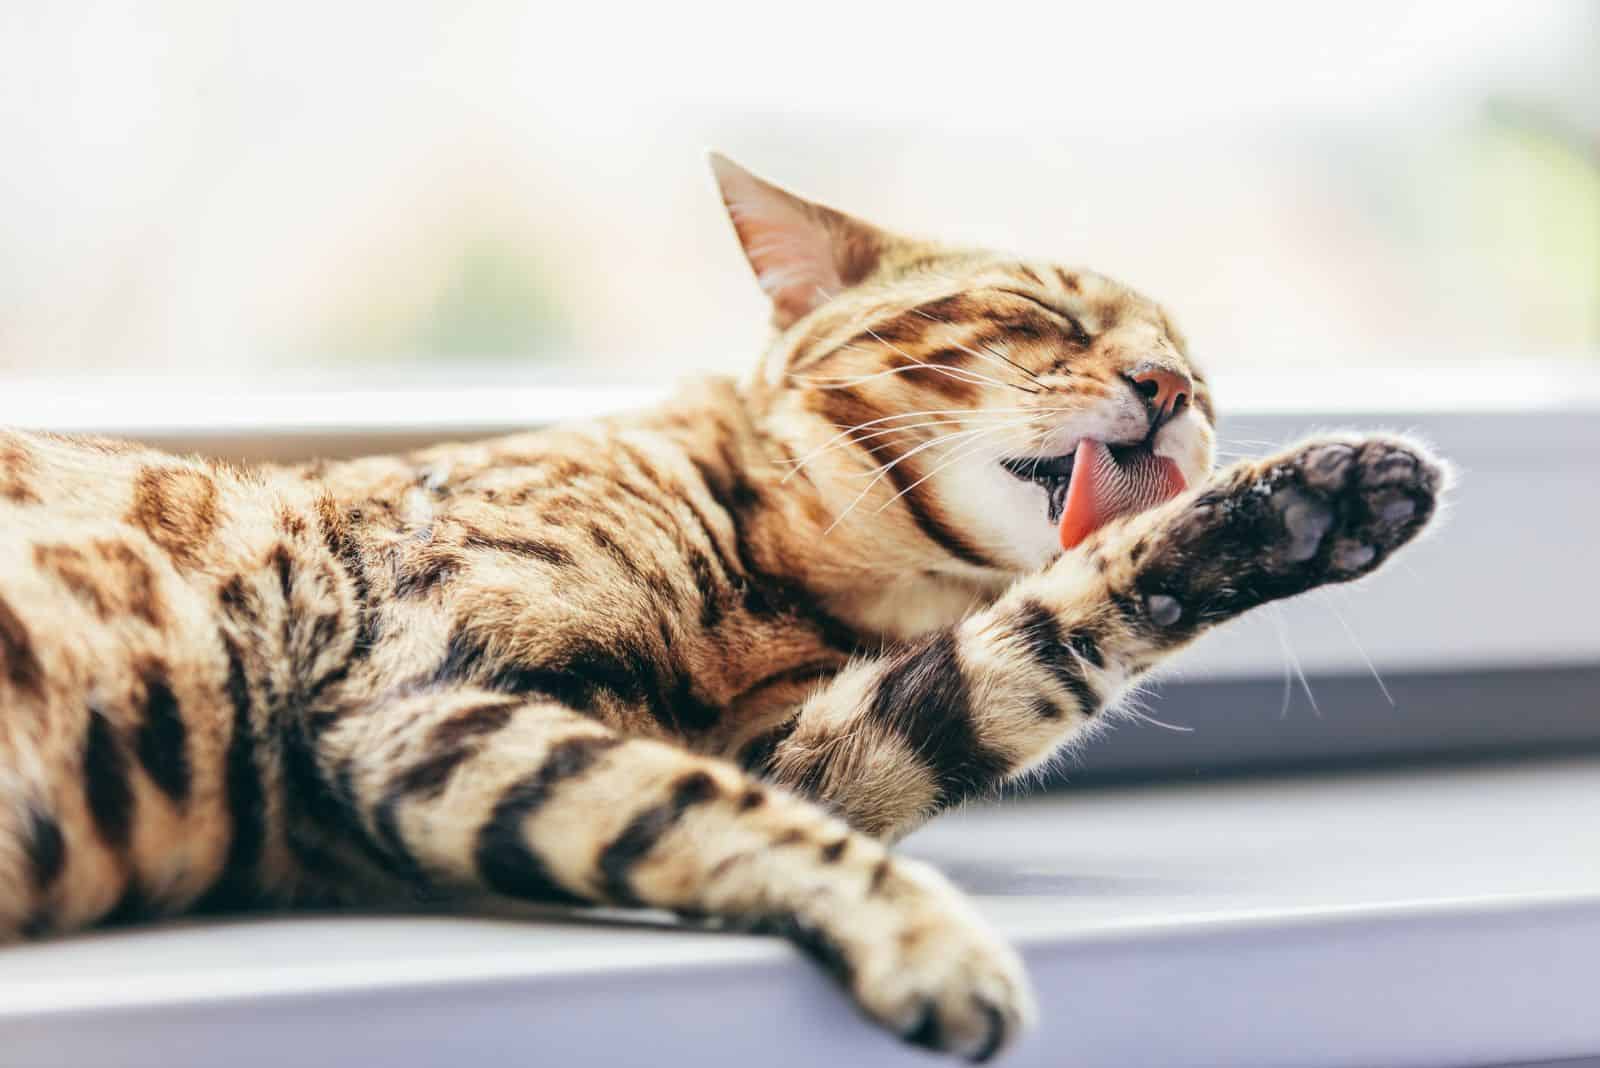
{"left": 306, "top": 610, "right": 342, "bottom": 659}
{"left": 217, "top": 575, "right": 259, "bottom": 625}
{"left": 688, "top": 550, "right": 723, "bottom": 628}
{"left": 317, "top": 500, "right": 377, "bottom": 654}
{"left": 597, "top": 771, "right": 721, "bottom": 906}
{"left": 459, "top": 531, "right": 574, "bottom": 567}
{"left": 194, "top": 634, "right": 266, "bottom": 913}
{"left": 868, "top": 631, "right": 1010, "bottom": 806}
{"left": 433, "top": 628, "right": 596, "bottom": 710}
{"left": 1008, "top": 600, "right": 1102, "bottom": 716}
{"left": 100, "top": 882, "right": 150, "bottom": 927}
{"left": 392, "top": 550, "right": 460, "bottom": 598}
{"left": 373, "top": 703, "right": 520, "bottom": 864}
{"left": 429, "top": 700, "right": 519, "bottom": 752}
{"left": 667, "top": 676, "right": 723, "bottom": 732}
{"left": 83, "top": 706, "right": 134, "bottom": 850}
{"left": 0, "top": 597, "right": 44, "bottom": 699}
{"left": 385, "top": 750, "right": 470, "bottom": 805}
{"left": 134, "top": 662, "right": 190, "bottom": 803}
{"left": 971, "top": 999, "right": 1008, "bottom": 1063}
{"left": 432, "top": 628, "right": 719, "bottom": 733}
{"left": 902, "top": 1002, "right": 946, "bottom": 1052}
{"left": 24, "top": 806, "right": 64, "bottom": 891}
{"left": 737, "top": 717, "right": 800, "bottom": 777}
{"left": 763, "top": 914, "right": 855, "bottom": 988}
{"left": 685, "top": 451, "right": 862, "bottom": 653}
{"left": 474, "top": 735, "right": 623, "bottom": 905}
{"left": 869, "top": 857, "right": 893, "bottom": 895}
{"left": 269, "top": 544, "right": 293, "bottom": 603}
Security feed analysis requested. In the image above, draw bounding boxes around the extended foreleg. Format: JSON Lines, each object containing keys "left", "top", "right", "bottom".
{"left": 742, "top": 435, "right": 1444, "bottom": 839}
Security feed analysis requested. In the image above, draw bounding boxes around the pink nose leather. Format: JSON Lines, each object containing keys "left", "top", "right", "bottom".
{"left": 1129, "top": 366, "right": 1191, "bottom": 422}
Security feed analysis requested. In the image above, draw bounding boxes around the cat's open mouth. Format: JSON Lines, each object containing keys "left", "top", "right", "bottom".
{"left": 1001, "top": 440, "right": 1187, "bottom": 550}
{"left": 999, "top": 452, "right": 1081, "bottom": 524}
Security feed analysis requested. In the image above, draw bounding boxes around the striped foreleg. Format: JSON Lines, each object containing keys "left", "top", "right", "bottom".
{"left": 741, "top": 434, "right": 1445, "bottom": 839}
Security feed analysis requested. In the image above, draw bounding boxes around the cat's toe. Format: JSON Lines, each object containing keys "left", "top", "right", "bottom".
{"left": 1128, "top": 434, "right": 1448, "bottom": 625}
{"left": 1275, "top": 434, "right": 1445, "bottom": 582}
{"left": 1350, "top": 438, "right": 1443, "bottom": 546}
{"left": 832, "top": 858, "right": 1036, "bottom": 1060}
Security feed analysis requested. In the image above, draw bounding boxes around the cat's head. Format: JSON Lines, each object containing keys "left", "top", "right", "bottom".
{"left": 713, "top": 154, "right": 1215, "bottom": 577}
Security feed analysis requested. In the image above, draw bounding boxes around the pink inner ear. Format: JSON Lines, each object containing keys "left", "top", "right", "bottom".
{"left": 712, "top": 154, "right": 845, "bottom": 328}
{"left": 727, "top": 206, "right": 842, "bottom": 326}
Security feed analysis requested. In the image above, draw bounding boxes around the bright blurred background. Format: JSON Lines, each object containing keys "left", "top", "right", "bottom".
{"left": 1, "top": 1, "right": 1596, "bottom": 390}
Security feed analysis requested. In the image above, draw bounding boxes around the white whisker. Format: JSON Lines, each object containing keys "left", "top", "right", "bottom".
{"left": 790, "top": 406, "right": 1036, "bottom": 465}
{"left": 863, "top": 322, "right": 1040, "bottom": 395}
{"left": 793, "top": 359, "right": 1021, "bottom": 394}
{"left": 780, "top": 406, "right": 1080, "bottom": 483}
{"left": 906, "top": 310, "right": 1047, "bottom": 387}
{"left": 823, "top": 424, "right": 1000, "bottom": 535}
{"left": 1270, "top": 605, "right": 1320, "bottom": 717}
{"left": 1322, "top": 588, "right": 1394, "bottom": 706}
{"left": 870, "top": 422, "right": 1018, "bottom": 516}
{"left": 779, "top": 407, "right": 1062, "bottom": 484}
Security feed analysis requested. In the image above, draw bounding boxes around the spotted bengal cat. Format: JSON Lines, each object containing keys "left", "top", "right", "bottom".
{"left": 0, "top": 155, "right": 1445, "bottom": 1060}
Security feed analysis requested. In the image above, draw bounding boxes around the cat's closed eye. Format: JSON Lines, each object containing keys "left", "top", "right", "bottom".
{"left": 994, "top": 289, "right": 1093, "bottom": 346}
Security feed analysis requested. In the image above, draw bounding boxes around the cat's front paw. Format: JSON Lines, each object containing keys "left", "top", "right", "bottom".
{"left": 1137, "top": 434, "right": 1446, "bottom": 624}
{"left": 1248, "top": 434, "right": 1445, "bottom": 577}
{"left": 791, "top": 856, "right": 1036, "bottom": 1061}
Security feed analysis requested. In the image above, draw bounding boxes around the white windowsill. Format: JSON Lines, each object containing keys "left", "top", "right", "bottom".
{"left": 4, "top": 755, "right": 1597, "bottom": 1068}
{"left": 3, "top": 373, "right": 1593, "bottom": 1066}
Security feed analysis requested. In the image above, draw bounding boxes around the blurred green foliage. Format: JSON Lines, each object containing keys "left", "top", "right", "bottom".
{"left": 313, "top": 232, "right": 568, "bottom": 366}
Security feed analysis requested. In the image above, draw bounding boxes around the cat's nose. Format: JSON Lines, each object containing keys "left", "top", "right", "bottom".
{"left": 1126, "top": 363, "right": 1192, "bottom": 426}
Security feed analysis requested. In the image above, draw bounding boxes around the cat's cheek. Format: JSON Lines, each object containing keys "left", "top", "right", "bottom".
{"left": 948, "top": 452, "right": 1060, "bottom": 572}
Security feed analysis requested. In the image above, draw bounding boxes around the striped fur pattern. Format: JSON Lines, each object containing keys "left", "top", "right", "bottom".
{"left": 0, "top": 157, "right": 1446, "bottom": 1060}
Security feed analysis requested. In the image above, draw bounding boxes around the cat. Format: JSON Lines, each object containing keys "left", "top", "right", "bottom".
{"left": 0, "top": 154, "right": 1445, "bottom": 1061}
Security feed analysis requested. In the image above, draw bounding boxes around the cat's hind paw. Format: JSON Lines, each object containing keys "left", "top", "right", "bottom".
{"left": 785, "top": 856, "right": 1036, "bottom": 1061}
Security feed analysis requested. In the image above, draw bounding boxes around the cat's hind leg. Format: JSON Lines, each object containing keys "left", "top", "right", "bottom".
{"left": 319, "top": 687, "right": 1035, "bottom": 1061}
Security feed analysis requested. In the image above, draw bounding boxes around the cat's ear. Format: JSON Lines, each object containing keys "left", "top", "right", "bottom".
{"left": 710, "top": 153, "right": 891, "bottom": 329}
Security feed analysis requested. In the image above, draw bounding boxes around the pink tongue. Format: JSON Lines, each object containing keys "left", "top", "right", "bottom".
{"left": 1059, "top": 439, "right": 1187, "bottom": 551}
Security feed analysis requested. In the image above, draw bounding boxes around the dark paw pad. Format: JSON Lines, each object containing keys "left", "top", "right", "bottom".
{"left": 1300, "top": 443, "right": 1356, "bottom": 492}
{"left": 1361, "top": 448, "right": 1420, "bottom": 487}
{"left": 1371, "top": 490, "right": 1416, "bottom": 523}
{"left": 1268, "top": 436, "right": 1442, "bottom": 585}
{"left": 1137, "top": 435, "right": 1445, "bottom": 622}
{"left": 1330, "top": 540, "right": 1376, "bottom": 572}
{"left": 1275, "top": 487, "right": 1333, "bottom": 562}
{"left": 1146, "top": 594, "right": 1182, "bottom": 627}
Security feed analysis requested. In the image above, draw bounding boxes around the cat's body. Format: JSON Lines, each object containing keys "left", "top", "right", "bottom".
{"left": 0, "top": 156, "right": 1445, "bottom": 1060}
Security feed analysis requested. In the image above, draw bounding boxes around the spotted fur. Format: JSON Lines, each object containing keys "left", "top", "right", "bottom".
{"left": 0, "top": 157, "right": 1446, "bottom": 1060}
